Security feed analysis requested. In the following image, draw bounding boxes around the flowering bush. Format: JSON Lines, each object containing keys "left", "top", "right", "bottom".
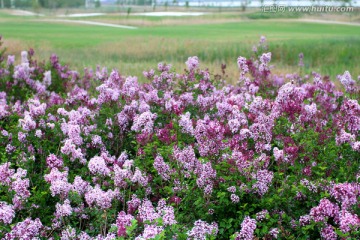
{"left": 0, "top": 35, "right": 359, "bottom": 239}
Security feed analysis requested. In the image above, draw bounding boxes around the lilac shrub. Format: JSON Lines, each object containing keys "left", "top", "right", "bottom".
{"left": 0, "top": 35, "right": 359, "bottom": 239}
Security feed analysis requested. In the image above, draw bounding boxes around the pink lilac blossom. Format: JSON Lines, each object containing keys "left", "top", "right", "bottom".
{"left": 43, "top": 70, "right": 51, "bottom": 86}
{"left": 131, "top": 111, "right": 157, "bottom": 134}
{"left": 179, "top": 112, "right": 194, "bottom": 135}
{"left": 127, "top": 194, "right": 141, "bottom": 214}
{"left": 331, "top": 183, "right": 358, "bottom": 209}
{"left": 336, "top": 129, "right": 355, "bottom": 145}
{"left": 320, "top": 224, "right": 337, "bottom": 240}
{"left": 131, "top": 168, "right": 148, "bottom": 186}
{"left": 185, "top": 56, "right": 199, "bottom": 71}
{"left": 135, "top": 225, "right": 164, "bottom": 240}
{"left": 187, "top": 220, "right": 218, "bottom": 240}
{"left": 4, "top": 218, "right": 43, "bottom": 240}
{"left": 0, "top": 162, "right": 15, "bottom": 186}
{"left": 339, "top": 71, "right": 356, "bottom": 93}
{"left": 88, "top": 156, "right": 110, "bottom": 176}
{"left": 231, "top": 194, "right": 240, "bottom": 203}
{"left": 0, "top": 202, "right": 15, "bottom": 224}
{"left": 227, "top": 186, "right": 236, "bottom": 193}
{"left": 72, "top": 176, "right": 90, "bottom": 196}
{"left": 256, "top": 210, "right": 269, "bottom": 221}
{"left": 235, "top": 216, "right": 257, "bottom": 240}
{"left": 173, "top": 145, "right": 198, "bottom": 176}
{"left": 138, "top": 199, "right": 160, "bottom": 222}
{"left": 339, "top": 210, "right": 360, "bottom": 233}
{"left": 85, "top": 185, "right": 118, "bottom": 209}
{"left": 269, "top": 228, "right": 279, "bottom": 239}
{"left": 116, "top": 211, "right": 134, "bottom": 237}
{"left": 259, "top": 52, "right": 271, "bottom": 72}
{"left": 123, "top": 76, "right": 139, "bottom": 98}
{"left": 153, "top": 155, "right": 172, "bottom": 181}
{"left": 60, "top": 139, "right": 86, "bottom": 164}
{"left": 60, "top": 226, "right": 77, "bottom": 240}
{"left": 28, "top": 99, "right": 47, "bottom": 117}
{"left": 252, "top": 170, "right": 274, "bottom": 196}
{"left": 19, "top": 113, "right": 36, "bottom": 132}
{"left": 46, "top": 154, "right": 63, "bottom": 169}
{"left": 156, "top": 199, "right": 177, "bottom": 226}
{"left": 7, "top": 55, "right": 15, "bottom": 66}
{"left": 310, "top": 198, "right": 339, "bottom": 223}
{"left": 55, "top": 199, "right": 72, "bottom": 218}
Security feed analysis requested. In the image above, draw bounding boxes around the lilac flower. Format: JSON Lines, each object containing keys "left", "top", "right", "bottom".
{"left": 43, "top": 70, "right": 52, "bottom": 87}
{"left": 138, "top": 199, "right": 160, "bottom": 222}
{"left": 179, "top": 112, "right": 194, "bottom": 135}
{"left": 187, "top": 220, "right": 218, "bottom": 240}
{"left": 35, "top": 129, "right": 42, "bottom": 138}
{"left": 131, "top": 111, "right": 157, "bottom": 134}
{"left": 44, "top": 168, "right": 71, "bottom": 197}
{"left": 135, "top": 225, "right": 164, "bottom": 240}
{"left": 338, "top": 71, "right": 356, "bottom": 93}
{"left": 186, "top": 56, "right": 199, "bottom": 71}
{"left": 339, "top": 210, "right": 360, "bottom": 233}
{"left": 256, "top": 210, "right": 269, "bottom": 221}
{"left": 18, "top": 113, "right": 36, "bottom": 132}
{"left": 231, "top": 194, "right": 240, "bottom": 203}
{"left": 252, "top": 170, "right": 274, "bottom": 196}
{"left": 127, "top": 194, "right": 141, "bottom": 214}
{"left": 235, "top": 216, "right": 257, "bottom": 240}
{"left": 331, "top": 183, "right": 358, "bottom": 209}
{"left": 196, "top": 162, "right": 216, "bottom": 195}
{"left": 273, "top": 147, "right": 285, "bottom": 162}
{"left": 7, "top": 55, "right": 15, "bottom": 66}
{"left": 310, "top": 198, "right": 339, "bottom": 223}
{"left": 156, "top": 199, "right": 177, "bottom": 226}
{"left": 227, "top": 186, "right": 236, "bottom": 193}
{"left": 153, "top": 155, "right": 172, "bottom": 181}
{"left": 88, "top": 156, "right": 110, "bottom": 176}
{"left": 55, "top": 199, "right": 72, "bottom": 218}
{"left": 173, "top": 145, "right": 198, "bottom": 175}
{"left": 0, "top": 162, "right": 14, "bottom": 186}
{"left": 5, "top": 218, "right": 43, "bottom": 239}
{"left": 60, "top": 139, "right": 86, "bottom": 164}
{"left": 85, "top": 185, "right": 117, "bottom": 209}
{"left": 131, "top": 168, "right": 148, "bottom": 186}
{"left": 304, "top": 103, "right": 317, "bottom": 118}
{"left": 46, "top": 154, "right": 63, "bottom": 169}
{"left": 123, "top": 76, "right": 139, "bottom": 98}
{"left": 21, "top": 51, "right": 28, "bottom": 64}
{"left": 72, "top": 176, "right": 90, "bottom": 196}
{"left": 320, "top": 224, "right": 337, "bottom": 240}
{"left": 336, "top": 129, "right": 355, "bottom": 145}
{"left": 259, "top": 52, "right": 271, "bottom": 72}
{"left": 269, "top": 228, "right": 279, "bottom": 239}
{"left": 0, "top": 202, "right": 15, "bottom": 224}
{"left": 298, "top": 53, "right": 304, "bottom": 67}
{"left": 116, "top": 211, "right": 134, "bottom": 237}
{"left": 60, "top": 226, "right": 77, "bottom": 240}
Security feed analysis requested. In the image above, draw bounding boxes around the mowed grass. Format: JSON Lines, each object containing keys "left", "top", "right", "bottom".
{"left": 1, "top": 11, "right": 360, "bottom": 83}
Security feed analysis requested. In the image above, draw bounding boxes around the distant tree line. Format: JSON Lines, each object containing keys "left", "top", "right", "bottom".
{"left": 0, "top": 0, "right": 90, "bottom": 8}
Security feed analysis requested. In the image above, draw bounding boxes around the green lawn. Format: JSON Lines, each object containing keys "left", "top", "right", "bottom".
{"left": 1, "top": 11, "right": 359, "bottom": 82}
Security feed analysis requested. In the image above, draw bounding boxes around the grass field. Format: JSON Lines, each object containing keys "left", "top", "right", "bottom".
{"left": 1, "top": 10, "right": 360, "bottom": 83}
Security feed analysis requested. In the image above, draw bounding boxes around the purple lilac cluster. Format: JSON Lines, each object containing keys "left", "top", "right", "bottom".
{"left": 0, "top": 36, "right": 359, "bottom": 239}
